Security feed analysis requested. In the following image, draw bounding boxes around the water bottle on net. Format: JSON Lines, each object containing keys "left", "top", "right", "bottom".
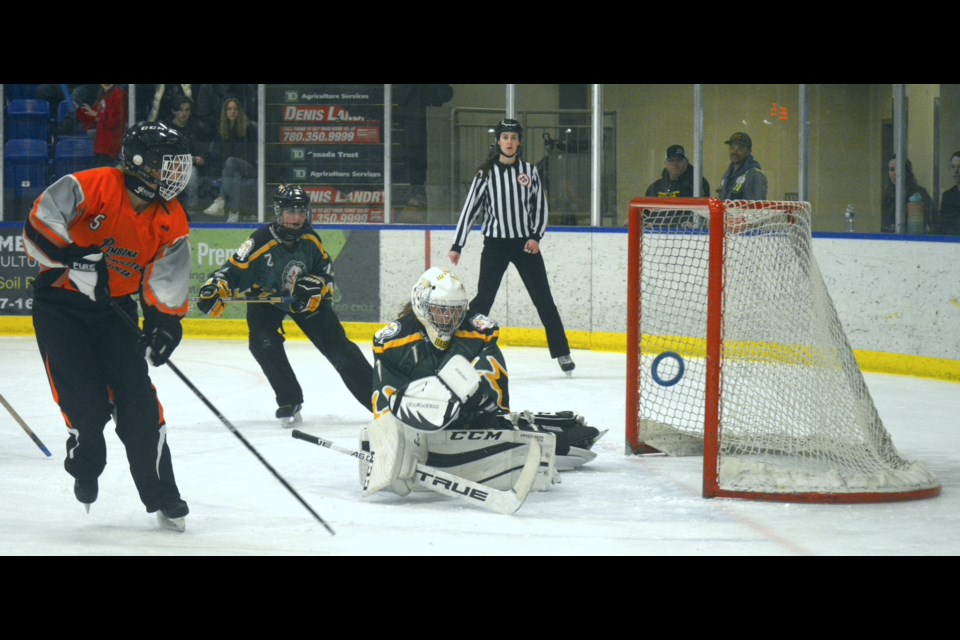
{"left": 844, "top": 204, "right": 855, "bottom": 232}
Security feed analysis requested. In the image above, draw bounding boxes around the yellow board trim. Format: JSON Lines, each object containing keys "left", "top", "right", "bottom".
{"left": 2, "top": 317, "right": 958, "bottom": 383}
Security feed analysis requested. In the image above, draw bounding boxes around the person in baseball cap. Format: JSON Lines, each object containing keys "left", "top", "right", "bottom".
{"left": 724, "top": 132, "right": 753, "bottom": 148}
{"left": 665, "top": 144, "right": 687, "bottom": 161}
{"left": 645, "top": 144, "right": 710, "bottom": 199}
{"left": 718, "top": 132, "right": 767, "bottom": 200}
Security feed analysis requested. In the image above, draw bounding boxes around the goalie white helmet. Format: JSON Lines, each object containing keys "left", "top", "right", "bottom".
{"left": 412, "top": 267, "right": 469, "bottom": 350}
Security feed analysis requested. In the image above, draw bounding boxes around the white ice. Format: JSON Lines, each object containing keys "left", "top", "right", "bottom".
{"left": 1, "top": 336, "right": 958, "bottom": 556}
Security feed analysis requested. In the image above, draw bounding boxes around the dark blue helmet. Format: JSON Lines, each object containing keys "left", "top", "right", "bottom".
{"left": 272, "top": 184, "right": 312, "bottom": 242}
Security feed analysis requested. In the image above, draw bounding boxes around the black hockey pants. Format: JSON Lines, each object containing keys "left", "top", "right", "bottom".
{"left": 32, "top": 290, "right": 183, "bottom": 512}
{"left": 247, "top": 302, "right": 373, "bottom": 411}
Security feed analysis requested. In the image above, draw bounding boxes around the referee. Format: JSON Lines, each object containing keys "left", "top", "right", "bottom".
{"left": 448, "top": 119, "right": 575, "bottom": 376}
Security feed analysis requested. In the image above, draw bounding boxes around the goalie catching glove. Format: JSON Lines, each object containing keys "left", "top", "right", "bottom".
{"left": 389, "top": 354, "right": 481, "bottom": 432}
{"left": 197, "top": 275, "right": 230, "bottom": 318}
{"left": 292, "top": 274, "right": 330, "bottom": 313}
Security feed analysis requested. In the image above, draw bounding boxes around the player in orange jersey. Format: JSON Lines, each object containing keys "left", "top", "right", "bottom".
{"left": 22, "top": 121, "right": 194, "bottom": 532}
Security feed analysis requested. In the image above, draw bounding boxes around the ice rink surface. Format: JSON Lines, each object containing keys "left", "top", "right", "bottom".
{"left": 1, "top": 336, "right": 957, "bottom": 556}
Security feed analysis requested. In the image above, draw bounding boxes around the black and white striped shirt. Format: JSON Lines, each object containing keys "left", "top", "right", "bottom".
{"left": 451, "top": 159, "right": 548, "bottom": 251}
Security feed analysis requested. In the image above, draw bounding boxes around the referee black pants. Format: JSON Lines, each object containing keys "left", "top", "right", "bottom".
{"left": 247, "top": 302, "right": 372, "bottom": 412}
{"left": 468, "top": 237, "right": 570, "bottom": 359}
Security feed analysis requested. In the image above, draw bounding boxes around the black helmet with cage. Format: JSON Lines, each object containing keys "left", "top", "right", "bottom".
{"left": 272, "top": 184, "right": 313, "bottom": 242}
{"left": 120, "top": 121, "right": 192, "bottom": 202}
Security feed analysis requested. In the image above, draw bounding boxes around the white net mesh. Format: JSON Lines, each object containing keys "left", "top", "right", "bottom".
{"left": 633, "top": 199, "right": 939, "bottom": 499}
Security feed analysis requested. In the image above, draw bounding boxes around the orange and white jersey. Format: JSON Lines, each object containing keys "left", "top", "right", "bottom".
{"left": 23, "top": 168, "right": 191, "bottom": 316}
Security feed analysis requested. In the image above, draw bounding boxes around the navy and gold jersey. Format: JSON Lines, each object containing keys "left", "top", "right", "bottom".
{"left": 212, "top": 225, "right": 334, "bottom": 313}
{"left": 372, "top": 312, "right": 509, "bottom": 424}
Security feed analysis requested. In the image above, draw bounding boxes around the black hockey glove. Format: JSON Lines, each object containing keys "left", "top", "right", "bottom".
{"left": 197, "top": 275, "right": 230, "bottom": 318}
{"left": 65, "top": 244, "right": 110, "bottom": 303}
{"left": 292, "top": 274, "right": 329, "bottom": 313}
{"left": 140, "top": 311, "right": 183, "bottom": 367}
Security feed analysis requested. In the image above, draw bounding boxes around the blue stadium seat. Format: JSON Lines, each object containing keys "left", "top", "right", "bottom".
{"left": 4, "top": 84, "right": 39, "bottom": 103}
{"left": 53, "top": 136, "right": 95, "bottom": 180}
{"left": 4, "top": 139, "right": 49, "bottom": 220}
{"left": 56, "top": 99, "right": 73, "bottom": 125}
{"left": 5, "top": 99, "right": 51, "bottom": 141}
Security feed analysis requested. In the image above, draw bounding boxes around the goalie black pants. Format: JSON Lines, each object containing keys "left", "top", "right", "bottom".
{"left": 469, "top": 237, "right": 570, "bottom": 358}
{"left": 32, "top": 290, "right": 184, "bottom": 512}
{"left": 247, "top": 302, "right": 373, "bottom": 411}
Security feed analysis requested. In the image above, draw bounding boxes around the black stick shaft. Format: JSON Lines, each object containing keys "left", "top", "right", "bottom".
{"left": 0, "top": 393, "right": 52, "bottom": 457}
{"left": 188, "top": 297, "right": 292, "bottom": 304}
{"left": 110, "top": 301, "right": 335, "bottom": 536}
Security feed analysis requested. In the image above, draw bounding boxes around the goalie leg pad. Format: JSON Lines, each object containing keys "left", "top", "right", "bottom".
{"left": 423, "top": 428, "right": 558, "bottom": 491}
{"left": 509, "top": 410, "right": 606, "bottom": 470}
{"left": 362, "top": 415, "right": 428, "bottom": 496}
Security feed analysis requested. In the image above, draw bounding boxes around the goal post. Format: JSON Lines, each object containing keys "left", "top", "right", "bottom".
{"left": 626, "top": 197, "right": 940, "bottom": 503}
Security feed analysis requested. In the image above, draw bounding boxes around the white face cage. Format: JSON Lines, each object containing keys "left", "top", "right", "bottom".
{"left": 412, "top": 276, "right": 469, "bottom": 348}
{"left": 423, "top": 300, "right": 467, "bottom": 336}
{"left": 159, "top": 154, "right": 193, "bottom": 201}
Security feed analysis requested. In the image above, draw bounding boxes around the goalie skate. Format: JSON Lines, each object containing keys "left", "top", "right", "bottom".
{"left": 510, "top": 411, "right": 606, "bottom": 471}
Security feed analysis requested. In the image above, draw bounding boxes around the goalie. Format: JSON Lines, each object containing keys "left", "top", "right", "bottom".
{"left": 362, "top": 267, "right": 605, "bottom": 497}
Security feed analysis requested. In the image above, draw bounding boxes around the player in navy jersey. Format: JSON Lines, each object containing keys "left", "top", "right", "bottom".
{"left": 196, "top": 184, "right": 372, "bottom": 425}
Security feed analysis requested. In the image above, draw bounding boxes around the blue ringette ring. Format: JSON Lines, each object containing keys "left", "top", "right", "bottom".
{"left": 651, "top": 351, "right": 685, "bottom": 387}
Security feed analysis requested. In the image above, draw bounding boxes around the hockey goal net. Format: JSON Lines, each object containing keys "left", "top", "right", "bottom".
{"left": 626, "top": 198, "right": 940, "bottom": 503}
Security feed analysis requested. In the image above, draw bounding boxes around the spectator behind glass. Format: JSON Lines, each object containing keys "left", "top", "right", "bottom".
{"left": 161, "top": 96, "right": 212, "bottom": 216}
{"left": 196, "top": 84, "right": 257, "bottom": 135}
{"left": 937, "top": 151, "right": 960, "bottom": 236}
{"left": 145, "top": 84, "right": 194, "bottom": 122}
{"left": 75, "top": 84, "right": 129, "bottom": 167}
{"left": 37, "top": 84, "right": 99, "bottom": 136}
{"left": 717, "top": 132, "right": 767, "bottom": 200}
{"left": 881, "top": 157, "right": 935, "bottom": 233}
{"left": 645, "top": 144, "right": 710, "bottom": 198}
{"left": 643, "top": 144, "right": 710, "bottom": 230}
{"left": 203, "top": 98, "right": 258, "bottom": 223}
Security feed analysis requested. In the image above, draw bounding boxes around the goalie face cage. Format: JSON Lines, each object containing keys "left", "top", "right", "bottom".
{"left": 626, "top": 198, "right": 940, "bottom": 503}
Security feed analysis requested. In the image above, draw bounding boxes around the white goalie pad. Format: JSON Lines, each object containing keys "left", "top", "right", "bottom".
{"left": 508, "top": 410, "right": 607, "bottom": 471}
{"left": 426, "top": 429, "right": 559, "bottom": 492}
{"left": 362, "top": 415, "right": 427, "bottom": 496}
{"left": 360, "top": 426, "right": 558, "bottom": 494}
